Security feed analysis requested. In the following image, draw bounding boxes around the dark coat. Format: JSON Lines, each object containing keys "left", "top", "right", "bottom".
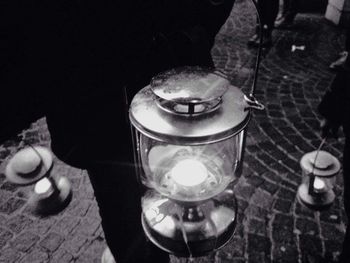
{"left": 1, "top": 0, "right": 235, "bottom": 168}
{"left": 318, "top": 65, "right": 350, "bottom": 136}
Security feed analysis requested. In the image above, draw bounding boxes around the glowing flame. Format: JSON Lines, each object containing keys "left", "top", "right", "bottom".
{"left": 171, "top": 159, "right": 208, "bottom": 187}
{"left": 34, "top": 177, "right": 52, "bottom": 194}
{"left": 313, "top": 177, "right": 326, "bottom": 192}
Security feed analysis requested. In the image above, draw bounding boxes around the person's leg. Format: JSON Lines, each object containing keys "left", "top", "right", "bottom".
{"left": 264, "top": 0, "right": 279, "bottom": 30}
{"left": 275, "top": 0, "right": 297, "bottom": 28}
{"left": 345, "top": 27, "right": 350, "bottom": 52}
{"left": 88, "top": 161, "right": 170, "bottom": 263}
{"left": 83, "top": 94, "right": 170, "bottom": 263}
{"left": 248, "top": 0, "right": 279, "bottom": 47}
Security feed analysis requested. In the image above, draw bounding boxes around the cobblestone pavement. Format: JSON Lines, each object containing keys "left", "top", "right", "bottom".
{"left": 0, "top": 0, "right": 347, "bottom": 262}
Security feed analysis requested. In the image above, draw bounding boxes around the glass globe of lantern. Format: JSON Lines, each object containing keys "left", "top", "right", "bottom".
{"left": 129, "top": 67, "right": 260, "bottom": 257}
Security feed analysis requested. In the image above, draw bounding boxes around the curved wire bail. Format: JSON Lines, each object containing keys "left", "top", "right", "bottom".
{"left": 308, "top": 137, "right": 327, "bottom": 195}
{"left": 249, "top": 0, "right": 264, "bottom": 97}
{"left": 244, "top": 94, "right": 265, "bottom": 111}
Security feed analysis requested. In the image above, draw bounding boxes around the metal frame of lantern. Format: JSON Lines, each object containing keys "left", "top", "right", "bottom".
{"left": 129, "top": 66, "right": 264, "bottom": 257}
{"left": 126, "top": 1, "right": 265, "bottom": 257}
{"left": 297, "top": 145, "right": 341, "bottom": 210}
{"left": 5, "top": 145, "right": 72, "bottom": 215}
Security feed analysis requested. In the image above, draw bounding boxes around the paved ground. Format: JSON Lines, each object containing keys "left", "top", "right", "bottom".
{"left": 0, "top": 0, "right": 348, "bottom": 262}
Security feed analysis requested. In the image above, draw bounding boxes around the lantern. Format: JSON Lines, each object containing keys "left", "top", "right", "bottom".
{"left": 129, "top": 67, "right": 263, "bottom": 257}
{"left": 297, "top": 150, "right": 341, "bottom": 210}
{"left": 5, "top": 146, "right": 72, "bottom": 215}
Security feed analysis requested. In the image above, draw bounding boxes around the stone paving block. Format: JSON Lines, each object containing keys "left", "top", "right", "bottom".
{"left": 0, "top": 181, "right": 19, "bottom": 192}
{"left": 244, "top": 155, "right": 268, "bottom": 175}
{"left": 75, "top": 237, "right": 105, "bottom": 263}
{"left": 299, "top": 235, "right": 323, "bottom": 256}
{"left": 0, "top": 197, "right": 26, "bottom": 215}
{"left": 247, "top": 218, "right": 267, "bottom": 236}
{"left": 324, "top": 239, "right": 343, "bottom": 261}
{"left": 295, "top": 218, "right": 319, "bottom": 235}
{"left": 262, "top": 171, "right": 282, "bottom": 184}
{"left": 247, "top": 234, "right": 271, "bottom": 262}
{"left": 15, "top": 185, "right": 33, "bottom": 199}
{"left": 0, "top": 190, "right": 12, "bottom": 206}
{"left": 5, "top": 214, "right": 33, "bottom": 234}
{"left": 0, "top": 149, "right": 11, "bottom": 161}
{"left": 73, "top": 216, "right": 101, "bottom": 237}
{"left": 62, "top": 234, "right": 89, "bottom": 255}
{"left": 235, "top": 183, "right": 256, "bottom": 201}
{"left": 39, "top": 232, "right": 64, "bottom": 252}
{"left": 0, "top": 227, "right": 13, "bottom": 249}
{"left": 272, "top": 214, "right": 295, "bottom": 244}
{"left": 19, "top": 248, "right": 49, "bottom": 263}
{"left": 320, "top": 208, "right": 342, "bottom": 224}
{"left": 244, "top": 205, "right": 269, "bottom": 221}
{"left": 85, "top": 202, "right": 100, "bottom": 219}
{"left": 65, "top": 199, "right": 91, "bottom": 217}
{"left": 273, "top": 199, "right": 293, "bottom": 214}
{"left": 30, "top": 217, "right": 57, "bottom": 236}
{"left": 270, "top": 161, "right": 291, "bottom": 175}
{"left": 51, "top": 216, "right": 80, "bottom": 236}
{"left": 320, "top": 222, "right": 345, "bottom": 243}
{"left": 250, "top": 189, "right": 274, "bottom": 210}
{"left": 217, "top": 237, "right": 245, "bottom": 259}
{"left": 280, "top": 179, "right": 299, "bottom": 191}
{"left": 246, "top": 174, "right": 264, "bottom": 188}
{"left": 260, "top": 180, "right": 279, "bottom": 195}
{"left": 0, "top": 247, "right": 22, "bottom": 263}
{"left": 11, "top": 231, "right": 40, "bottom": 253}
{"left": 256, "top": 152, "right": 276, "bottom": 166}
{"left": 295, "top": 201, "right": 317, "bottom": 218}
{"left": 51, "top": 247, "right": 74, "bottom": 263}
{"left": 277, "top": 187, "right": 296, "bottom": 201}
{"left": 272, "top": 243, "right": 299, "bottom": 263}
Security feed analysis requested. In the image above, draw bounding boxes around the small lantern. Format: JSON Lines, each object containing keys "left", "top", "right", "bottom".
{"left": 297, "top": 150, "right": 341, "bottom": 210}
{"left": 129, "top": 67, "right": 263, "bottom": 257}
{"left": 5, "top": 146, "right": 72, "bottom": 215}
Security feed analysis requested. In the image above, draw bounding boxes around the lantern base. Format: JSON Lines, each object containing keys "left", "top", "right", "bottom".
{"left": 28, "top": 176, "right": 72, "bottom": 215}
{"left": 141, "top": 190, "right": 237, "bottom": 257}
{"left": 297, "top": 183, "right": 335, "bottom": 210}
{"left": 142, "top": 214, "right": 236, "bottom": 257}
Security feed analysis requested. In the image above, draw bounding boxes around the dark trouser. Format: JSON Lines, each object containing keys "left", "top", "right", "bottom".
{"left": 281, "top": 0, "right": 298, "bottom": 19}
{"left": 87, "top": 161, "right": 170, "bottom": 263}
{"left": 340, "top": 132, "right": 350, "bottom": 262}
{"left": 257, "top": 0, "right": 279, "bottom": 31}
{"left": 346, "top": 27, "right": 350, "bottom": 52}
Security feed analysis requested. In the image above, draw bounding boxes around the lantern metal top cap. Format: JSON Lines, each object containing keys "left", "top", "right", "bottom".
{"left": 300, "top": 150, "right": 341, "bottom": 177}
{"left": 129, "top": 66, "right": 251, "bottom": 144}
{"left": 151, "top": 67, "right": 229, "bottom": 104}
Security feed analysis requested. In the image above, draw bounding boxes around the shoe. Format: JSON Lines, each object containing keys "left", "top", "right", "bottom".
{"left": 101, "top": 247, "right": 116, "bottom": 263}
{"left": 275, "top": 15, "right": 294, "bottom": 29}
{"left": 329, "top": 51, "right": 348, "bottom": 70}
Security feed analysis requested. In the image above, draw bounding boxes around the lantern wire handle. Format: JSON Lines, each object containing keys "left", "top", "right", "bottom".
{"left": 308, "top": 137, "right": 327, "bottom": 195}
{"left": 248, "top": 0, "right": 263, "bottom": 98}
{"left": 175, "top": 205, "right": 193, "bottom": 258}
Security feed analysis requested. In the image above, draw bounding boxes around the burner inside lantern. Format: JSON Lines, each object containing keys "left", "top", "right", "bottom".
{"left": 170, "top": 159, "right": 208, "bottom": 187}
